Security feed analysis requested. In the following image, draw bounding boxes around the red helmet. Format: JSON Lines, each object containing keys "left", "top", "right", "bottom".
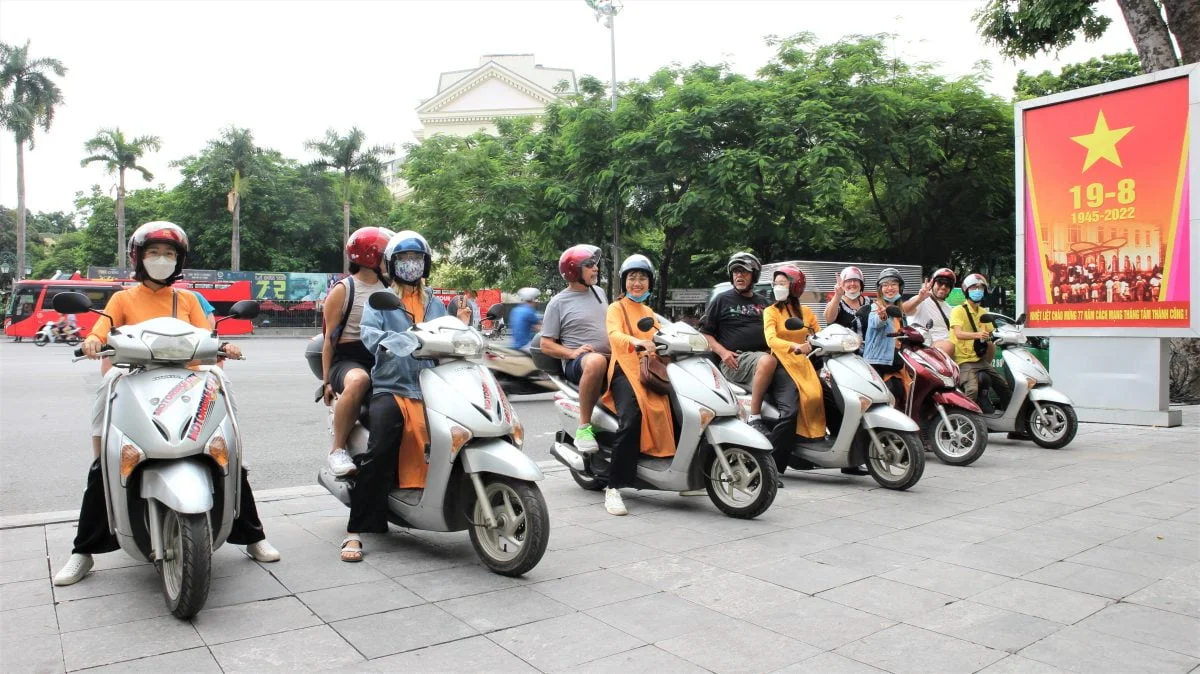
{"left": 129, "top": 221, "right": 188, "bottom": 282}
{"left": 931, "top": 267, "right": 956, "bottom": 287}
{"left": 346, "top": 227, "right": 391, "bottom": 269}
{"left": 559, "top": 244, "right": 602, "bottom": 284}
{"left": 773, "top": 265, "right": 806, "bottom": 298}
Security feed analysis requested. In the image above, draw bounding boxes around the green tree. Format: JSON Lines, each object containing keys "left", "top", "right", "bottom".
{"left": 1015, "top": 51, "right": 1143, "bottom": 100}
{"left": 974, "top": 0, "right": 1198, "bottom": 72}
{"left": 0, "top": 40, "right": 66, "bottom": 282}
{"left": 305, "top": 127, "right": 393, "bottom": 273}
{"left": 80, "top": 127, "right": 162, "bottom": 267}
{"left": 74, "top": 185, "right": 177, "bottom": 271}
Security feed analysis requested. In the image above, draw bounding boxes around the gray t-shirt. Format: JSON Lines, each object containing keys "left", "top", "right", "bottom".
{"left": 541, "top": 286, "right": 611, "bottom": 354}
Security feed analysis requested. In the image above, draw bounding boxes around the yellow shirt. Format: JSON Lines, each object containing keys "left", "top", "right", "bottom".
{"left": 89, "top": 284, "right": 208, "bottom": 344}
{"left": 949, "top": 302, "right": 991, "bottom": 364}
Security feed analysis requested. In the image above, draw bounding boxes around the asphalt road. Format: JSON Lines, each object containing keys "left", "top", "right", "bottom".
{"left": 0, "top": 337, "right": 560, "bottom": 516}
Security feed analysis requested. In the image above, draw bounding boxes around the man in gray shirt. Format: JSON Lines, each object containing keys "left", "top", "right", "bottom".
{"left": 540, "top": 244, "right": 610, "bottom": 452}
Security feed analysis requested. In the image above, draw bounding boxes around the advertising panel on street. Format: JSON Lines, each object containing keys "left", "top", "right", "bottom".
{"left": 1016, "top": 65, "right": 1198, "bottom": 336}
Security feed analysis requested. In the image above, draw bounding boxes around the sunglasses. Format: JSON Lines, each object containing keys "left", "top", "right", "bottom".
{"left": 582, "top": 259, "right": 599, "bottom": 269}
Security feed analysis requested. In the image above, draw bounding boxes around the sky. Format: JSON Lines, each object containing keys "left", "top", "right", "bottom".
{"left": 0, "top": 0, "right": 1136, "bottom": 216}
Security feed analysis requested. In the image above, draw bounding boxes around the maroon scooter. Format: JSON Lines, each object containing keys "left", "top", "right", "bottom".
{"left": 890, "top": 313, "right": 988, "bottom": 466}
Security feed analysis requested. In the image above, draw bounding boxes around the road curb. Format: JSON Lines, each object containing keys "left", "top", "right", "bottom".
{"left": 0, "top": 461, "right": 568, "bottom": 530}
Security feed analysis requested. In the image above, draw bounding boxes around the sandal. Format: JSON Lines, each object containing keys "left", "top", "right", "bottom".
{"left": 340, "top": 535, "right": 363, "bottom": 563}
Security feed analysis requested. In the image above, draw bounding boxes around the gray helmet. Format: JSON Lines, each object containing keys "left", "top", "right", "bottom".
{"left": 877, "top": 267, "right": 904, "bottom": 292}
{"left": 619, "top": 254, "right": 656, "bottom": 293}
{"left": 726, "top": 251, "right": 762, "bottom": 282}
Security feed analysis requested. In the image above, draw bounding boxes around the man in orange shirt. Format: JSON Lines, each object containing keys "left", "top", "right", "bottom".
{"left": 54, "top": 222, "right": 279, "bottom": 586}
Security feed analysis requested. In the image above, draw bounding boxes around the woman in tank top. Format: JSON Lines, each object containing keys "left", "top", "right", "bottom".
{"left": 823, "top": 265, "right": 869, "bottom": 334}
{"left": 322, "top": 227, "right": 392, "bottom": 478}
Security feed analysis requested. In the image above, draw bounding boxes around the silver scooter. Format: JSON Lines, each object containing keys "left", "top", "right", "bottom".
{"left": 311, "top": 292, "right": 550, "bottom": 576}
{"left": 53, "top": 291, "right": 259, "bottom": 619}
{"left": 732, "top": 319, "right": 925, "bottom": 490}
{"left": 534, "top": 315, "right": 778, "bottom": 519}
{"left": 978, "top": 313, "right": 1077, "bottom": 449}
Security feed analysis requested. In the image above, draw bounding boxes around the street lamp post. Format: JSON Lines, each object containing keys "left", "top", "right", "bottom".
{"left": 586, "top": 0, "right": 623, "bottom": 297}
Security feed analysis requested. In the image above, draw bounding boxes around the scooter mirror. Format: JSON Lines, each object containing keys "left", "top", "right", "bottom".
{"left": 925, "top": 320, "right": 934, "bottom": 329}
{"left": 885, "top": 305, "right": 904, "bottom": 319}
{"left": 1016, "top": 313, "right": 1027, "bottom": 326}
{"left": 51, "top": 291, "right": 93, "bottom": 315}
{"left": 368, "top": 291, "right": 403, "bottom": 311}
{"left": 784, "top": 317, "right": 805, "bottom": 331}
{"left": 636, "top": 317, "right": 656, "bottom": 332}
{"left": 227, "top": 300, "right": 260, "bottom": 320}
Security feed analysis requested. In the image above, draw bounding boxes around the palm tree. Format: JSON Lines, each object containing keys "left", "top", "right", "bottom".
{"left": 1, "top": 40, "right": 66, "bottom": 281}
{"left": 81, "top": 128, "right": 162, "bottom": 268}
{"left": 305, "top": 127, "right": 393, "bottom": 272}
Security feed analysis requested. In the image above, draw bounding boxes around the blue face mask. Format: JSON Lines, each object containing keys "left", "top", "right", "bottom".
{"left": 968, "top": 289, "right": 985, "bottom": 303}
{"left": 627, "top": 290, "right": 651, "bottom": 303}
{"left": 882, "top": 292, "right": 901, "bottom": 303}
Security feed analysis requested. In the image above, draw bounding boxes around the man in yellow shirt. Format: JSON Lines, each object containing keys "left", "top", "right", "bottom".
{"left": 949, "top": 273, "right": 1011, "bottom": 409}
{"left": 54, "top": 222, "right": 279, "bottom": 586}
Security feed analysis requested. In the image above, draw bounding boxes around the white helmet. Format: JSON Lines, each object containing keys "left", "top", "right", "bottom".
{"left": 516, "top": 287, "right": 540, "bottom": 302}
{"left": 961, "top": 273, "right": 988, "bottom": 292}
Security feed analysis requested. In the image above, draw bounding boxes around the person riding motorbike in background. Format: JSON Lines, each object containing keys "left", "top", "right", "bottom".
{"left": 951, "top": 273, "right": 1012, "bottom": 410}
{"left": 509, "top": 287, "right": 542, "bottom": 350}
{"left": 340, "top": 230, "right": 447, "bottom": 562}
{"left": 824, "top": 265, "right": 869, "bottom": 333}
{"left": 862, "top": 267, "right": 908, "bottom": 404}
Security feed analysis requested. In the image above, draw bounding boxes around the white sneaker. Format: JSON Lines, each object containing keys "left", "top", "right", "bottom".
{"left": 604, "top": 488, "right": 627, "bottom": 516}
{"left": 328, "top": 448, "right": 357, "bottom": 477}
{"left": 246, "top": 540, "right": 280, "bottom": 562}
{"left": 53, "top": 553, "right": 94, "bottom": 586}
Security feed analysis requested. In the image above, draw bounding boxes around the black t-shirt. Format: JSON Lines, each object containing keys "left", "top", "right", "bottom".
{"left": 699, "top": 289, "right": 770, "bottom": 352}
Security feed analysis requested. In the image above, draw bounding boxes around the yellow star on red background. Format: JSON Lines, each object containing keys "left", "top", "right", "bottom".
{"left": 1070, "top": 110, "right": 1133, "bottom": 172}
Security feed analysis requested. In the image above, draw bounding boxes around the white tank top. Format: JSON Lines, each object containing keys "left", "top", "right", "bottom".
{"left": 338, "top": 275, "right": 386, "bottom": 343}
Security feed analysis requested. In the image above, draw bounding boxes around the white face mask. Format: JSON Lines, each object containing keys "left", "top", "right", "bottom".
{"left": 844, "top": 289, "right": 861, "bottom": 301}
{"left": 772, "top": 285, "right": 789, "bottom": 302}
{"left": 143, "top": 255, "right": 176, "bottom": 281}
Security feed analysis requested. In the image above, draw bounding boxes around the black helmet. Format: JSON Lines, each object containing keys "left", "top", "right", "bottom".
{"left": 877, "top": 267, "right": 904, "bottom": 292}
{"left": 619, "top": 254, "right": 656, "bottom": 293}
{"left": 726, "top": 251, "right": 761, "bottom": 283}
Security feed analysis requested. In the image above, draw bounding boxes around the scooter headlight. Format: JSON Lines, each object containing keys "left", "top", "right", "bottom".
{"left": 688, "top": 333, "right": 709, "bottom": 352}
{"left": 445, "top": 329, "right": 484, "bottom": 358}
{"left": 840, "top": 334, "right": 861, "bottom": 352}
{"left": 141, "top": 331, "right": 199, "bottom": 361}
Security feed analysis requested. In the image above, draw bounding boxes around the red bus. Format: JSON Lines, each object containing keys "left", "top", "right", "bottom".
{"left": 4, "top": 279, "right": 254, "bottom": 340}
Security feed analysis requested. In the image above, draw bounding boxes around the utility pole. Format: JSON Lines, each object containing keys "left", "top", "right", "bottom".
{"left": 587, "top": 0, "right": 623, "bottom": 296}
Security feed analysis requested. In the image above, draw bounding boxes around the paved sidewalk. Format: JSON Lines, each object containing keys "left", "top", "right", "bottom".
{"left": 2, "top": 409, "right": 1197, "bottom": 673}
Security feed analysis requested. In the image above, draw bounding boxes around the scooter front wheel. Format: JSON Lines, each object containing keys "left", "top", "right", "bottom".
{"left": 33, "top": 333, "right": 48, "bottom": 346}
{"left": 924, "top": 410, "right": 988, "bottom": 466}
{"left": 1025, "top": 402, "right": 1077, "bottom": 449}
{"left": 469, "top": 476, "right": 550, "bottom": 577}
{"left": 157, "top": 508, "right": 212, "bottom": 619}
{"left": 865, "top": 429, "right": 924, "bottom": 490}
{"left": 705, "top": 447, "right": 778, "bottom": 519}
{"left": 65, "top": 335, "right": 81, "bottom": 346}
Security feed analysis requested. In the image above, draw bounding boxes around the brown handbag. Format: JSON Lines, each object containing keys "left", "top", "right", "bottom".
{"left": 619, "top": 303, "right": 672, "bottom": 395}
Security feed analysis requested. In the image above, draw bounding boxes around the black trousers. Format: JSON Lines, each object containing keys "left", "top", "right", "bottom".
{"left": 348, "top": 393, "right": 403, "bottom": 534}
{"left": 607, "top": 367, "right": 644, "bottom": 490}
{"left": 767, "top": 369, "right": 801, "bottom": 472}
{"left": 72, "top": 458, "right": 265, "bottom": 554}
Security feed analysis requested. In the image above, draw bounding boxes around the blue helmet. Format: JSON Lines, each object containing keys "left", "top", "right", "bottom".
{"left": 384, "top": 230, "right": 432, "bottom": 280}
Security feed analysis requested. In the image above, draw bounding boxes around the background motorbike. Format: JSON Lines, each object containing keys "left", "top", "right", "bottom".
{"left": 483, "top": 343, "right": 557, "bottom": 396}
{"left": 34, "top": 322, "right": 82, "bottom": 346}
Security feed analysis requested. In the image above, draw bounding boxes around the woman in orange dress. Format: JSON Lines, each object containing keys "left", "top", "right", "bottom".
{"left": 599, "top": 254, "right": 676, "bottom": 516}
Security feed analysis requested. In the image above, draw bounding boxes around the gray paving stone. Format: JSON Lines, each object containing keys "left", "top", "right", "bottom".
{"left": 749, "top": 595, "right": 895, "bottom": 651}
{"left": 907, "top": 600, "right": 1064, "bottom": 652}
{"left": 359, "top": 535, "right": 475, "bottom": 578}
{"left": 741, "top": 556, "right": 871, "bottom": 595}
{"left": 0, "top": 555, "right": 48, "bottom": 584}
{"left": 846, "top": 504, "right": 954, "bottom": 530}
{"left": 532, "top": 568, "right": 658, "bottom": 610}
{"left": 210, "top": 624, "right": 365, "bottom": 672}
{"left": 1077, "top": 602, "right": 1200, "bottom": 658}
{"left": 673, "top": 571, "right": 809, "bottom": 622}
{"left": 861, "top": 528, "right": 976, "bottom": 559}
{"left": 657, "top": 620, "right": 819, "bottom": 673}
{"left": 80, "top": 647, "right": 222, "bottom": 673}
{"left": 192, "top": 595, "right": 321, "bottom": 645}
{"left": 203, "top": 562, "right": 291, "bottom": 608}
{"left": 1058, "top": 507, "right": 1163, "bottom": 532}
{"left": 50, "top": 564, "right": 159, "bottom": 603}
{"left": 819, "top": 577, "right": 956, "bottom": 622}
{"left": 905, "top": 517, "right": 1013, "bottom": 544}
{"left": 803, "top": 542, "right": 926, "bottom": 576}
{"left": 55, "top": 589, "right": 168, "bottom": 634}
{"left": 1022, "top": 561, "right": 1157, "bottom": 599}
{"left": 365, "top": 635, "right": 538, "bottom": 672}
{"left": 685, "top": 529, "right": 843, "bottom": 570}
{"left": 296, "top": 578, "right": 424, "bottom": 623}
{"left": 264, "top": 544, "right": 389, "bottom": 593}
{"left": 0, "top": 577, "right": 53, "bottom": 611}
{"left": 1066, "top": 544, "right": 1194, "bottom": 579}
{"left": 561, "top": 644, "right": 707, "bottom": 673}
{"left": 1105, "top": 529, "right": 1200, "bottom": 561}
{"left": 792, "top": 516, "right": 898, "bottom": 543}
{"left": 587, "top": 591, "right": 731, "bottom": 643}
{"left": 332, "top": 603, "right": 477, "bottom": 659}
{"left": 936, "top": 543, "right": 1059, "bottom": 577}
{"left": 881, "top": 560, "right": 1010, "bottom": 599}
{"left": 397, "top": 564, "right": 526, "bottom": 602}
{"left": 976, "top": 654, "right": 1072, "bottom": 673}
{"left": 1126, "top": 567, "right": 1200, "bottom": 618}
{"left": 0, "top": 526, "right": 47, "bottom": 562}
{"left": 1020, "top": 625, "right": 1199, "bottom": 673}
{"left": 971, "top": 579, "right": 1111, "bottom": 624}
{"left": 546, "top": 524, "right": 614, "bottom": 551}
{"left": 437, "top": 586, "right": 574, "bottom": 633}
{"left": 0, "top": 633, "right": 64, "bottom": 673}
{"left": 60, "top": 615, "right": 202, "bottom": 671}
{"left": 611, "top": 553, "right": 726, "bottom": 591}
{"left": 488, "top": 612, "right": 644, "bottom": 671}
{"left": 627, "top": 525, "right": 739, "bottom": 553}
{"left": 835, "top": 623, "right": 1007, "bottom": 674}
{"left": 1, "top": 602, "right": 58, "bottom": 637}
{"left": 984, "top": 529, "right": 1108, "bottom": 559}
{"left": 774, "top": 651, "right": 890, "bottom": 673}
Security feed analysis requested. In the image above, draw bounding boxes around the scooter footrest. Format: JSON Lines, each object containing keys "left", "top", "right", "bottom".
{"left": 638, "top": 457, "right": 673, "bottom": 472}
{"left": 389, "top": 488, "right": 423, "bottom": 507}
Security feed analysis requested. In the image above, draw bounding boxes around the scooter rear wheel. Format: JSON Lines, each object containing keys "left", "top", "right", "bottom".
{"left": 65, "top": 335, "right": 81, "bottom": 346}
{"left": 865, "top": 429, "right": 924, "bottom": 490}
{"left": 469, "top": 476, "right": 550, "bottom": 576}
{"left": 33, "top": 333, "right": 48, "bottom": 347}
{"left": 924, "top": 410, "right": 988, "bottom": 466}
{"left": 157, "top": 508, "right": 212, "bottom": 619}
{"left": 704, "top": 447, "right": 778, "bottom": 519}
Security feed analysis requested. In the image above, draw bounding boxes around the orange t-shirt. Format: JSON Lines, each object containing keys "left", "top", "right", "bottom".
{"left": 89, "top": 284, "right": 208, "bottom": 344}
